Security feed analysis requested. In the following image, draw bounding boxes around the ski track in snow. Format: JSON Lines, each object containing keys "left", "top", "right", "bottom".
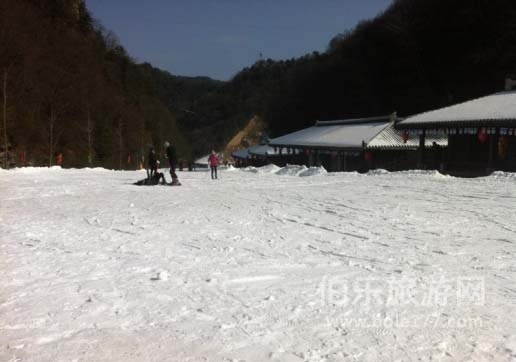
{"left": 1, "top": 167, "right": 516, "bottom": 361}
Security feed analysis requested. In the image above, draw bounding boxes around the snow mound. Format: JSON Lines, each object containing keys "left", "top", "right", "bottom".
{"left": 402, "top": 170, "right": 454, "bottom": 179}
{"left": 275, "top": 164, "right": 308, "bottom": 176}
{"left": 241, "top": 166, "right": 259, "bottom": 173}
{"left": 298, "top": 166, "right": 327, "bottom": 177}
{"left": 432, "top": 171, "right": 454, "bottom": 179}
{"left": 367, "top": 169, "right": 452, "bottom": 178}
{"left": 257, "top": 164, "right": 281, "bottom": 174}
{"left": 489, "top": 171, "right": 516, "bottom": 180}
{"left": 225, "top": 165, "right": 238, "bottom": 172}
{"left": 398, "top": 169, "right": 445, "bottom": 176}
{"left": 367, "top": 169, "right": 390, "bottom": 176}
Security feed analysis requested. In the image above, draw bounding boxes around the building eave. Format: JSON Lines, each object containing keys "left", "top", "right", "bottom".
{"left": 397, "top": 118, "right": 516, "bottom": 130}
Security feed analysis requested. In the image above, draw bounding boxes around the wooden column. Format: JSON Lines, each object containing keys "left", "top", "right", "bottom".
{"left": 487, "top": 131, "right": 495, "bottom": 173}
{"left": 418, "top": 130, "right": 426, "bottom": 169}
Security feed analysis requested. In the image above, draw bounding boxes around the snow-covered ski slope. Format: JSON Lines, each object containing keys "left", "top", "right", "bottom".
{"left": 1, "top": 166, "right": 516, "bottom": 362}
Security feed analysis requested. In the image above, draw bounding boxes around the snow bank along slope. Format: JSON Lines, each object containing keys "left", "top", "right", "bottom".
{"left": 1, "top": 167, "right": 516, "bottom": 361}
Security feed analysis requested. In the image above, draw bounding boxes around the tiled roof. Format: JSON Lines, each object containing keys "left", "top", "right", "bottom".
{"left": 399, "top": 91, "right": 516, "bottom": 127}
{"left": 247, "top": 144, "right": 278, "bottom": 156}
{"left": 269, "top": 116, "right": 393, "bottom": 150}
{"left": 231, "top": 148, "right": 250, "bottom": 159}
{"left": 368, "top": 123, "right": 448, "bottom": 149}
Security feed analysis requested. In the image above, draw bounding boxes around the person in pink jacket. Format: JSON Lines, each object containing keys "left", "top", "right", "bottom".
{"left": 208, "top": 150, "right": 219, "bottom": 179}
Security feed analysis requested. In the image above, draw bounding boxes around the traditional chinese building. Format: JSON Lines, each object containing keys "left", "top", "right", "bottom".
{"left": 269, "top": 116, "right": 396, "bottom": 172}
{"left": 396, "top": 82, "right": 516, "bottom": 176}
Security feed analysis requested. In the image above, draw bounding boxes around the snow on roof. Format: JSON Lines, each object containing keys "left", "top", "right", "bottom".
{"left": 248, "top": 144, "right": 278, "bottom": 156}
{"left": 232, "top": 144, "right": 280, "bottom": 159}
{"left": 399, "top": 91, "right": 516, "bottom": 127}
{"left": 269, "top": 116, "right": 392, "bottom": 150}
{"left": 231, "top": 148, "right": 250, "bottom": 159}
{"left": 367, "top": 123, "right": 448, "bottom": 149}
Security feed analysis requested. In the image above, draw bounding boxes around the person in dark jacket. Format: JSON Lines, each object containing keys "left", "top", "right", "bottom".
{"left": 148, "top": 147, "right": 158, "bottom": 178}
{"left": 164, "top": 141, "right": 180, "bottom": 185}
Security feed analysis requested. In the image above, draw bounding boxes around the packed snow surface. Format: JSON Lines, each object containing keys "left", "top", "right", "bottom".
{"left": 1, "top": 167, "right": 516, "bottom": 361}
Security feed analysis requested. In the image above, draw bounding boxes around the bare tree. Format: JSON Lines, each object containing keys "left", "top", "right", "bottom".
{"left": 48, "top": 104, "right": 56, "bottom": 166}
{"left": 2, "top": 67, "right": 8, "bottom": 168}
{"left": 42, "top": 78, "right": 70, "bottom": 166}
{"left": 86, "top": 105, "right": 94, "bottom": 166}
{"left": 117, "top": 116, "right": 123, "bottom": 169}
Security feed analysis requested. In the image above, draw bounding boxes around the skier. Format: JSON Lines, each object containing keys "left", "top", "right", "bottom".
{"left": 208, "top": 150, "right": 219, "bottom": 180}
{"left": 165, "top": 140, "right": 181, "bottom": 185}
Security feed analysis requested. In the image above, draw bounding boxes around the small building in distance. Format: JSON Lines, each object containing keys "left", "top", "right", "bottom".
{"left": 397, "top": 83, "right": 516, "bottom": 176}
{"left": 193, "top": 154, "right": 210, "bottom": 169}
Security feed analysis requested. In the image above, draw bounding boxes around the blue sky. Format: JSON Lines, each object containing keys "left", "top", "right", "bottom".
{"left": 86, "top": 0, "right": 392, "bottom": 80}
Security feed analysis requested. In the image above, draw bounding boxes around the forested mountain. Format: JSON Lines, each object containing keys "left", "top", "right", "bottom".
{"left": 2, "top": 0, "right": 516, "bottom": 167}
{"left": 0, "top": 0, "right": 193, "bottom": 168}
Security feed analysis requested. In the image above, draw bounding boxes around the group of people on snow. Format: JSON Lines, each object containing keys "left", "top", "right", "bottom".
{"left": 146, "top": 141, "right": 180, "bottom": 186}
{"left": 140, "top": 141, "right": 220, "bottom": 186}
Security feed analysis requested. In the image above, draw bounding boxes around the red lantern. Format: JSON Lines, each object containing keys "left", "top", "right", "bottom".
{"left": 478, "top": 128, "right": 488, "bottom": 143}
{"left": 364, "top": 151, "right": 373, "bottom": 162}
